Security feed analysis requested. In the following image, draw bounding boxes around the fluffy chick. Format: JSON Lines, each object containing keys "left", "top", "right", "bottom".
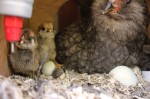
{"left": 55, "top": 0, "right": 148, "bottom": 74}
{"left": 38, "top": 22, "right": 63, "bottom": 78}
{"left": 38, "top": 22, "right": 56, "bottom": 61}
{"left": 9, "top": 29, "right": 39, "bottom": 77}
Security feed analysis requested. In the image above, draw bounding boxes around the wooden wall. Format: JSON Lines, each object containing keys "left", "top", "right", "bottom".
{"left": 24, "top": 0, "right": 68, "bottom": 33}
{"left": 0, "top": 16, "right": 11, "bottom": 76}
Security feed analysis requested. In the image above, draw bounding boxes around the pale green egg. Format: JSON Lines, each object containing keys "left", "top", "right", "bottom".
{"left": 42, "top": 60, "right": 55, "bottom": 76}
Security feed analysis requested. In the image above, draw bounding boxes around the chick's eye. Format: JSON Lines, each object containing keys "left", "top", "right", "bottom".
{"left": 40, "top": 27, "right": 45, "bottom": 31}
{"left": 28, "top": 37, "right": 33, "bottom": 41}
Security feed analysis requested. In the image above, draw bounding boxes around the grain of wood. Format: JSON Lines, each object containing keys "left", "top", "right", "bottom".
{"left": 0, "top": 16, "right": 11, "bottom": 76}
{"left": 24, "top": 0, "right": 68, "bottom": 33}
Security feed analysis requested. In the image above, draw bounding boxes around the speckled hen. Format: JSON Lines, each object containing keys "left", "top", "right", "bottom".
{"left": 55, "top": 0, "right": 148, "bottom": 74}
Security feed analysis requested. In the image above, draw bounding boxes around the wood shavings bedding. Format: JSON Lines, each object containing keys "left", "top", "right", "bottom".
{"left": 0, "top": 66, "right": 150, "bottom": 99}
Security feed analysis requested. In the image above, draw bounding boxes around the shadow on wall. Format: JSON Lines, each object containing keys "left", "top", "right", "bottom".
{"left": 58, "top": 0, "right": 81, "bottom": 31}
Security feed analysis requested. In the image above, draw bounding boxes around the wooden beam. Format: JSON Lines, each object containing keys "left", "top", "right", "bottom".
{"left": 0, "top": 16, "right": 11, "bottom": 77}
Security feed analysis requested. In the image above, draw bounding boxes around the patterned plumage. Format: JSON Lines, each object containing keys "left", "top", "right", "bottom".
{"left": 138, "top": 37, "right": 150, "bottom": 71}
{"left": 55, "top": 0, "right": 148, "bottom": 74}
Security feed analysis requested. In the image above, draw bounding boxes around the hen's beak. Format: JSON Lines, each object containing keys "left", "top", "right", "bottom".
{"left": 102, "top": 1, "right": 114, "bottom": 14}
{"left": 125, "top": 0, "right": 131, "bottom": 4}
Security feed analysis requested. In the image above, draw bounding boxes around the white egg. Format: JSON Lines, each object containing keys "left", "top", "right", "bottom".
{"left": 42, "top": 60, "right": 55, "bottom": 76}
{"left": 109, "top": 66, "right": 138, "bottom": 86}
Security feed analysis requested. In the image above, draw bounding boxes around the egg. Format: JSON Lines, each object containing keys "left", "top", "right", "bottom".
{"left": 42, "top": 60, "right": 55, "bottom": 76}
{"left": 109, "top": 66, "right": 138, "bottom": 86}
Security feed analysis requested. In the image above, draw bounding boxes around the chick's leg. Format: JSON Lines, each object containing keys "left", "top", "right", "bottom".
{"left": 52, "top": 60, "right": 64, "bottom": 79}
{"left": 53, "top": 60, "right": 63, "bottom": 69}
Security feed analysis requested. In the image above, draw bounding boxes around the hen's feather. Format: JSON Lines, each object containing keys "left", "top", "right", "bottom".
{"left": 55, "top": 0, "right": 148, "bottom": 73}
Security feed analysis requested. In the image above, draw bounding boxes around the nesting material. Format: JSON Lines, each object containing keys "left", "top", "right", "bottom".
{"left": 0, "top": 79, "right": 23, "bottom": 99}
{"left": 0, "top": 66, "right": 150, "bottom": 99}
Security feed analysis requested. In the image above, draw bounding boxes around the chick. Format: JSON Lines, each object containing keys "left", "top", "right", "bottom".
{"left": 9, "top": 29, "right": 39, "bottom": 77}
{"left": 38, "top": 22, "right": 63, "bottom": 78}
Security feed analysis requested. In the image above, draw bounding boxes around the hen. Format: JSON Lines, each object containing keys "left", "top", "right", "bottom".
{"left": 9, "top": 29, "right": 39, "bottom": 77}
{"left": 55, "top": 0, "right": 148, "bottom": 74}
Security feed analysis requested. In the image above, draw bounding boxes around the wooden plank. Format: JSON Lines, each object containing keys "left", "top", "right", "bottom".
{"left": 0, "top": 16, "right": 11, "bottom": 77}
{"left": 27, "top": 0, "right": 68, "bottom": 32}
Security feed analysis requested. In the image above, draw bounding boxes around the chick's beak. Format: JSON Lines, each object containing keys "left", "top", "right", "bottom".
{"left": 102, "top": 1, "right": 114, "bottom": 14}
